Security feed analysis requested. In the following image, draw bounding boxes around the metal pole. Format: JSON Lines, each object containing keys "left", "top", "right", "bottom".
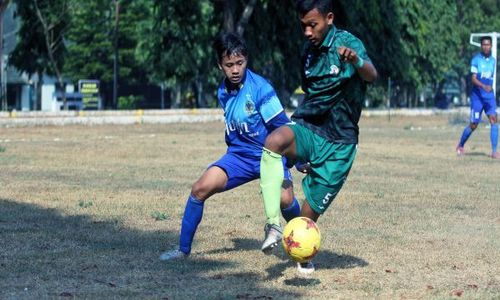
{"left": 387, "top": 77, "right": 391, "bottom": 122}
{"left": 112, "top": 0, "right": 120, "bottom": 109}
{"left": 492, "top": 32, "right": 497, "bottom": 98}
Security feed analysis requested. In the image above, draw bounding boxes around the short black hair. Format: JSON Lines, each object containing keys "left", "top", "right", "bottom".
{"left": 212, "top": 32, "right": 248, "bottom": 63}
{"left": 480, "top": 36, "right": 492, "bottom": 44}
{"left": 295, "top": 0, "right": 333, "bottom": 16}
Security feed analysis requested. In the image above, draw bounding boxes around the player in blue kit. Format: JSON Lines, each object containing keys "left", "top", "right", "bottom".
{"left": 456, "top": 36, "right": 499, "bottom": 159}
{"left": 159, "top": 33, "right": 301, "bottom": 260}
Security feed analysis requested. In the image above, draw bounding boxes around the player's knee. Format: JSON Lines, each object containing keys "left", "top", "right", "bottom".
{"left": 470, "top": 123, "right": 478, "bottom": 130}
{"left": 489, "top": 115, "right": 497, "bottom": 123}
{"left": 191, "top": 181, "right": 213, "bottom": 201}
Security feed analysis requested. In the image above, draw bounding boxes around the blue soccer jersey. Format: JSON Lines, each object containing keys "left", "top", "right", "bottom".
{"left": 471, "top": 53, "right": 496, "bottom": 99}
{"left": 217, "top": 69, "right": 288, "bottom": 158}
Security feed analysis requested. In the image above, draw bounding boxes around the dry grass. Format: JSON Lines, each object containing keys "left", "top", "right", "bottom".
{"left": 0, "top": 115, "right": 499, "bottom": 299}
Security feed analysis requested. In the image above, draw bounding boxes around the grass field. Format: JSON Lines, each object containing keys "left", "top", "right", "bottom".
{"left": 0, "top": 115, "right": 499, "bottom": 299}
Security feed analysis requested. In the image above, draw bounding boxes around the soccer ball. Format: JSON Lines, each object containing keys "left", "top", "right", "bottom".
{"left": 282, "top": 217, "right": 321, "bottom": 263}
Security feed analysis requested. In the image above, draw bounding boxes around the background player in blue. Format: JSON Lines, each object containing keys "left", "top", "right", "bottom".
{"left": 159, "top": 33, "right": 301, "bottom": 260}
{"left": 456, "top": 36, "right": 499, "bottom": 159}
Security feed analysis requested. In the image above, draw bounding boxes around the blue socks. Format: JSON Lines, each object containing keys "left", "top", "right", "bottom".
{"left": 179, "top": 194, "right": 204, "bottom": 255}
{"left": 459, "top": 126, "right": 473, "bottom": 147}
{"left": 281, "top": 197, "right": 300, "bottom": 222}
{"left": 491, "top": 123, "right": 498, "bottom": 153}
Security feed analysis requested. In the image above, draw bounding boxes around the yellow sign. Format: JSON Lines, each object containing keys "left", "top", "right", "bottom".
{"left": 78, "top": 80, "right": 100, "bottom": 109}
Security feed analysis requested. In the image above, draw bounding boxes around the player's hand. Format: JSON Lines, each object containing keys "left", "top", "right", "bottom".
{"left": 338, "top": 46, "right": 359, "bottom": 65}
{"left": 295, "top": 162, "right": 311, "bottom": 174}
{"left": 483, "top": 85, "right": 493, "bottom": 92}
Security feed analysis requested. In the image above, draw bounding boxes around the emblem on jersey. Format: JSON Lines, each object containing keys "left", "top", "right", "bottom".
{"left": 244, "top": 96, "right": 255, "bottom": 115}
{"left": 330, "top": 65, "right": 340, "bottom": 75}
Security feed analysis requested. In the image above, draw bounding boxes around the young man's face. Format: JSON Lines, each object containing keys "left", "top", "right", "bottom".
{"left": 481, "top": 39, "right": 492, "bottom": 57}
{"left": 219, "top": 54, "right": 247, "bottom": 84}
{"left": 299, "top": 8, "right": 334, "bottom": 47}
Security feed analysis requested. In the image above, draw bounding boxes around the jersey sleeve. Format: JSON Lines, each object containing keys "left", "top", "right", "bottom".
{"left": 258, "top": 83, "right": 285, "bottom": 124}
{"left": 471, "top": 56, "right": 478, "bottom": 74}
{"left": 348, "top": 34, "right": 371, "bottom": 63}
{"left": 265, "top": 110, "right": 290, "bottom": 132}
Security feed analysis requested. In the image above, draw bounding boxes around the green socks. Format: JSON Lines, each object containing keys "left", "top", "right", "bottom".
{"left": 260, "top": 148, "right": 284, "bottom": 226}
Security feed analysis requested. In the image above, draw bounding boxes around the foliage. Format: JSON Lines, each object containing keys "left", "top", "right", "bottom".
{"left": 8, "top": 0, "right": 500, "bottom": 108}
{"left": 9, "top": 0, "right": 69, "bottom": 78}
{"left": 64, "top": 0, "right": 151, "bottom": 84}
{"left": 117, "top": 95, "right": 141, "bottom": 110}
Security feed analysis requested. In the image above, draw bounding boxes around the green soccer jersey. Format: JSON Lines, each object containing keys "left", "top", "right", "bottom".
{"left": 291, "top": 26, "right": 371, "bottom": 144}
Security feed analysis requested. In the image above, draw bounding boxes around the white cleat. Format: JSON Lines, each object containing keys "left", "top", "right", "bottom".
{"left": 296, "top": 261, "right": 315, "bottom": 276}
{"left": 159, "top": 249, "right": 188, "bottom": 261}
{"left": 261, "top": 223, "right": 282, "bottom": 253}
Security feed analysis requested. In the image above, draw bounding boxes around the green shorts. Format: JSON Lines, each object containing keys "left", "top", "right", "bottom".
{"left": 288, "top": 123, "right": 357, "bottom": 214}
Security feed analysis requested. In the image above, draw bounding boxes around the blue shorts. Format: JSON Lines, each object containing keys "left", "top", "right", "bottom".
{"left": 209, "top": 152, "right": 292, "bottom": 191}
{"left": 470, "top": 92, "right": 497, "bottom": 123}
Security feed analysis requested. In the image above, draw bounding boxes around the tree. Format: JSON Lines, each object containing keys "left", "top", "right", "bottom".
{"left": 33, "top": 0, "right": 70, "bottom": 109}
{"left": 9, "top": 0, "right": 69, "bottom": 110}
{"left": 64, "top": 0, "right": 151, "bottom": 108}
{"left": 139, "top": 0, "right": 218, "bottom": 108}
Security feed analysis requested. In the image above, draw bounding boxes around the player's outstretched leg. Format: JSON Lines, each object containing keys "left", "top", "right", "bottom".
{"left": 490, "top": 123, "right": 499, "bottom": 159}
{"left": 260, "top": 148, "right": 284, "bottom": 253}
{"left": 159, "top": 194, "right": 204, "bottom": 261}
{"left": 457, "top": 125, "right": 474, "bottom": 156}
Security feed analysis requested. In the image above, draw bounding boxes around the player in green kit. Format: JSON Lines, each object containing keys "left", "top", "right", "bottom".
{"left": 260, "top": 0, "right": 378, "bottom": 275}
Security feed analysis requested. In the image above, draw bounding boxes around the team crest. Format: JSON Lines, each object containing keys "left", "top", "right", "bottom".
{"left": 244, "top": 95, "right": 255, "bottom": 115}
{"left": 330, "top": 65, "right": 340, "bottom": 75}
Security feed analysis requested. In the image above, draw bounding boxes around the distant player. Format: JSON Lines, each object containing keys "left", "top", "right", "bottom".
{"left": 159, "top": 32, "right": 301, "bottom": 260}
{"left": 259, "top": 0, "right": 378, "bottom": 275}
{"left": 456, "top": 36, "right": 499, "bottom": 159}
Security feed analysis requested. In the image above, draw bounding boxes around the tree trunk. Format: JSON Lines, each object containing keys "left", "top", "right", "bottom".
{"left": 195, "top": 78, "right": 205, "bottom": 108}
{"left": 236, "top": 0, "right": 257, "bottom": 36}
{"left": 34, "top": 0, "right": 67, "bottom": 110}
{"left": 172, "top": 84, "right": 181, "bottom": 108}
{"left": 0, "top": 0, "right": 9, "bottom": 111}
{"left": 223, "top": 0, "right": 235, "bottom": 32}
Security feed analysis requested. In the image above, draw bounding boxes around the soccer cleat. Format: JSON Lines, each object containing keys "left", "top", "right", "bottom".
{"left": 296, "top": 261, "right": 315, "bottom": 276}
{"left": 261, "top": 223, "right": 282, "bottom": 253}
{"left": 492, "top": 152, "right": 500, "bottom": 159}
{"left": 456, "top": 145, "right": 465, "bottom": 156}
{"left": 159, "top": 249, "right": 188, "bottom": 261}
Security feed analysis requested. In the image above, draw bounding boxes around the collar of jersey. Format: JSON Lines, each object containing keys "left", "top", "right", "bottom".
{"left": 319, "top": 25, "right": 336, "bottom": 50}
{"left": 481, "top": 53, "right": 492, "bottom": 60}
{"left": 224, "top": 79, "right": 245, "bottom": 94}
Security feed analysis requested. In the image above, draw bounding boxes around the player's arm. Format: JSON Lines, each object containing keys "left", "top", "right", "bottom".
{"left": 471, "top": 73, "right": 492, "bottom": 92}
{"left": 338, "top": 46, "right": 378, "bottom": 83}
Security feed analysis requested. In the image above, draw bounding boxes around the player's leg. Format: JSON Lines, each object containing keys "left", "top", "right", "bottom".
{"left": 484, "top": 98, "right": 498, "bottom": 158}
{"left": 280, "top": 169, "right": 300, "bottom": 223}
{"left": 295, "top": 136, "right": 357, "bottom": 275}
{"left": 457, "top": 94, "right": 482, "bottom": 155}
{"left": 160, "top": 162, "right": 229, "bottom": 260}
{"left": 260, "top": 125, "right": 298, "bottom": 252}
{"left": 178, "top": 166, "right": 228, "bottom": 254}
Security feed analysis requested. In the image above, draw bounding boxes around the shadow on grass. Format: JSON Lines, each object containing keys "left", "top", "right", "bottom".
{"left": 462, "top": 151, "right": 490, "bottom": 157}
{"left": 0, "top": 199, "right": 301, "bottom": 299}
{"left": 204, "top": 237, "right": 368, "bottom": 285}
{"left": 265, "top": 250, "right": 368, "bottom": 283}
{"left": 203, "top": 237, "right": 262, "bottom": 255}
